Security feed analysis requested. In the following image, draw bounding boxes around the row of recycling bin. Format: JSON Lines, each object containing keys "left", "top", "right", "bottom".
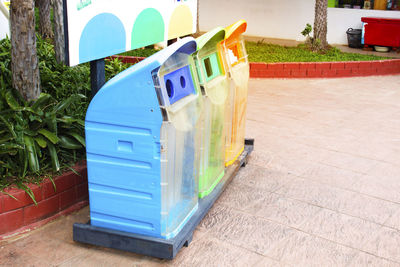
{"left": 85, "top": 20, "right": 249, "bottom": 240}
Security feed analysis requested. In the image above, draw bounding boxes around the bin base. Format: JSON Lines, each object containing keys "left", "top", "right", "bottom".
{"left": 73, "top": 138, "right": 254, "bottom": 260}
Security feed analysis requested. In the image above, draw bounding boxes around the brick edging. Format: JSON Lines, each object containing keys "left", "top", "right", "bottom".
{"left": 0, "top": 161, "right": 88, "bottom": 237}
{"left": 250, "top": 60, "right": 400, "bottom": 78}
{"left": 109, "top": 55, "right": 146, "bottom": 65}
{"left": 108, "top": 56, "right": 400, "bottom": 78}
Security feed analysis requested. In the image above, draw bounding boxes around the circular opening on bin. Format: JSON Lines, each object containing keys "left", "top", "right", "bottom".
{"left": 180, "top": 76, "right": 186, "bottom": 88}
{"left": 166, "top": 79, "right": 174, "bottom": 98}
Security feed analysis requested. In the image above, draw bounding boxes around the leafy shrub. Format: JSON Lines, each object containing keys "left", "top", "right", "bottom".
{"left": 0, "top": 37, "right": 87, "bottom": 190}
{"left": 301, "top": 23, "right": 323, "bottom": 52}
{"left": 0, "top": 35, "right": 131, "bottom": 193}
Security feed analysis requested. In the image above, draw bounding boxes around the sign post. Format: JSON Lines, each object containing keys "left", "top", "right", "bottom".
{"left": 89, "top": 58, "right": 105, "bottom": 97}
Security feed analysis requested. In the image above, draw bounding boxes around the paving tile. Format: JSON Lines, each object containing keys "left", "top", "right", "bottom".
{"left": 58, "top": 247, "right": 148, "bottom": 267}
{"left": 334, "top": 137, "right": 393, "bottom": 162}
{"left": 30, "top": 206, "right": 90, "bottom": 242}
{"left": 168, "top": 236, "right": 264, "bottom": 267}
{"left": 199, "top": 204, "right": 232, "bottom": 231}
{"left": 248, "top": 194, "right": 322, "bottom": 228}
{"left": 348, "top": 252, "right": 400, "bottom": 267}
{"left": 385, "top": 208, "right": 400, "bottom": 231}
{"left": 0, "top": 243, "right": 53, "bottom": 267}
{"left": 232, "top": 164, "right": 295, "bottom": 193}
{"left": 264, "top": 230, "right": 358, "bottom": 266}
{"left": 12, "top": 234, "right": 90, "bottom": 265}
{"left": 299, "top": 209, "right": 383, "bottom": 250}
{"left": 299, "top": 162, "right": 363, "bottom": 190}
{"left": 318, "top": 149, "right": 380, "bottom": 174}
{"left": 363, "top": 226, "right": 400, "bottom": 263}
{"left": 252, "top": 256, "right": 284, "bottom": 267}
{"left": 276, "top": 177, "right": 399, "bottom": 224}
{"left": 216, "top": 182, "right": 279, "bottom": 211}
{"left": 367, "top": 162, "right": 400, "bottom": 179}
{"left": 202, "top": 205, "right": 296, "bottom": 257}
{"left": 354, "top": 174, "right": 400, "bottom": 204}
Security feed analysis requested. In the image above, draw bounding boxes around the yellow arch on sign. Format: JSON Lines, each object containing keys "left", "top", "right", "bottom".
{"left": 168, "top": 5, "right": 193, "bottom": 39}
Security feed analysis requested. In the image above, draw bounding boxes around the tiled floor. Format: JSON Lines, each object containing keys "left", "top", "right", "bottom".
{"left": 1, "top": 75, "right": 400, "bottom": 266}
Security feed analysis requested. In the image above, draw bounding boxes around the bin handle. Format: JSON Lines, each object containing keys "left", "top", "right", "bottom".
{"left": 346, "top": 28, "right": 353, "bottom": 34}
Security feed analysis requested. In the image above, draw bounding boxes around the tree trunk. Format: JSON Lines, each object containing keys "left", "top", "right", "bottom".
{"left": 196, "top": 0, "right": 200, "bottom": 34}
{"left": 53, "top": 0, "right": 65, "bottom": 63}
{"left": 10, "top": 0, "right": 41, "bottom": 101}
{"left": 37, "top": 0, "right": 54, "bottom": 39}
{"left": 314, "top": 0, "right": 328, "bottom": 48}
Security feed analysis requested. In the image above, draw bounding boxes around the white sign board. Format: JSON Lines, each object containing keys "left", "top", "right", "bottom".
{"left": 0, "top": 1, "right": 9, "bottom": 40}
{"left": 64, "top": 0, "right": 198, "bottom": 66}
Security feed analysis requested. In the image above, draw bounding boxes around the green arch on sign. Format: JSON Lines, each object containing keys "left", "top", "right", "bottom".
{"left": 131, "top": 8, "right": 165, "bottom": 49}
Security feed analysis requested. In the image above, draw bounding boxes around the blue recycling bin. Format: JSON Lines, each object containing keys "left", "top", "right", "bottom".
{"left": 85, "top": 37, "right": 203, "bottom": 239}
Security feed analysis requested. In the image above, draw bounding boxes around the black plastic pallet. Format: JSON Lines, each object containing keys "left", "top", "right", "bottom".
{"left": 73, "top": 138, "right": 254, "bottom": 260}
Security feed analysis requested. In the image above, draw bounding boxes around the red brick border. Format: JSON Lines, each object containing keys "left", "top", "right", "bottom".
{"left": 250, "top": 59, "right": 400, "bottom": 78}
{"left": 108, "top": 56, "right": 400, "bottom": 78}
{"left": 0, "top": 161, "right": 88, "bottom": 238}
{"left": 109, "top": 55, "right": 145, "bottom": 65}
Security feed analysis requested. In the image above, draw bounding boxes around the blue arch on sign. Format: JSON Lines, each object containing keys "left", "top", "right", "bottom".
{"left": 79, "top": 13, "right": 126, "bottom": 64}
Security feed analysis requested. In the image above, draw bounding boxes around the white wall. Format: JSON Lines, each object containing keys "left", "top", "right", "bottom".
{"left": 199, "top": 0, "right": 315, "bottom": 42}
{"left": 199, "top": 0, "right": 400, "bottom": 45}
{"left": 0, "top": 11, "right": 9, "bottom": 40}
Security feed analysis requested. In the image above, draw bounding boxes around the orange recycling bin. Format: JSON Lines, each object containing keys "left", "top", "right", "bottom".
{"left": 220, "top": 20, "right": 249, "bottom": 166}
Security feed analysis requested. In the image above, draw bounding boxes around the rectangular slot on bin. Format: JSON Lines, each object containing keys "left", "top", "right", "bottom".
{"left": 204, "top": 58, "right": 213, "bottom": 77}
{"left": 202, "top": 53, "right": 222, "bottom": 82}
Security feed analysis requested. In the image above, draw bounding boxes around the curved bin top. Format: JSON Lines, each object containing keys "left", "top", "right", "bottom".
{"left": 224, "top": 20, "right": 247, "bottom": 41}
{"left": 196, "top": 27, "right": 225, "bottom": 51}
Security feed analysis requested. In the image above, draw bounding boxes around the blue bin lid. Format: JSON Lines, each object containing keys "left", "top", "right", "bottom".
{"left": 103, "top": 37, "right": 197, "bottom": 92}
{"left": 136, "top": 37, "right": 197, "bottom": 69}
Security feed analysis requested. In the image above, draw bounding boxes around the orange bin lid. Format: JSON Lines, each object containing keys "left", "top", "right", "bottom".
{"left": 224, "top": 20, "right": 247, "bottom": 41}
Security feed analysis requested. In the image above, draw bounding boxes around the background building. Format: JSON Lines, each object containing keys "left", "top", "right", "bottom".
{"left": 199, "top": 0, "right": 400, "bottom": 44}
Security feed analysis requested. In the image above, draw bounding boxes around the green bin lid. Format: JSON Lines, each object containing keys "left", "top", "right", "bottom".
{"left": 196, "top": 27, "right": 225, "bottom": 51}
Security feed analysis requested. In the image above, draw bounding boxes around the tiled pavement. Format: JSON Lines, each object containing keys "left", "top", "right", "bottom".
{"left": 1, "top": 75, "right": 400, "bottom": 266}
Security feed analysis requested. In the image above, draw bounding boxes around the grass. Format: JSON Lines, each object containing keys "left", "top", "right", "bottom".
{"left": 246, "top": 41, "right": 391, "bottom": 63}
{"left": 117, "top": 41, "right": 391, "bottom": 63}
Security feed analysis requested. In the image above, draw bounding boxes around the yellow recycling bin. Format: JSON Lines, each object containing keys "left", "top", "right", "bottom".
{"left": 221, "top": 20, "right": 249, "bottom": 166}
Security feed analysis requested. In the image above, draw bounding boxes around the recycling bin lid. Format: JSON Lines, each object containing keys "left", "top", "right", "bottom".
{"left": 225, "top": 19, "right": 247, "bottom": 40}
{"left": 113, "top": 37, "right": 197, "bottom": 76}
{"left": 196, "top": 27, "right": 225, "bottom": 51}
{"left": 361, "top": 17, "right": 400, "bottom": 24}
{"left": 151, "top": 37, "right": 197, "bottom": 67}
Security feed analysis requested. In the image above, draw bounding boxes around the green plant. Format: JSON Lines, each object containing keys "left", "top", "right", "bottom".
{"left": 301, "top": 23, "right": 324, "bottom": 52}
{"left": 0, "top": 35, "right": 132, "bottom": 191}
{"left": 0, "top": 37, "right": 86, "bottom": 197}
{"left": 301, "top": 23, "right": 312, "bottom": 38}
{"left": 256, "top": 39, "right": 265, "bottom": 45}
{"left": 246, "top": 41, "right": 390, "bottom": 63}
{"left": 105, "top": 57, "right": 130, "bottom": 81}
{"left": 0, "top": 88, "right": 86, "bottom": 181}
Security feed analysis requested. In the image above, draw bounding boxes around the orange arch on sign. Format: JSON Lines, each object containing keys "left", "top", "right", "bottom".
{"left": 168, "top": 5, "right": 193, "bottom": 39}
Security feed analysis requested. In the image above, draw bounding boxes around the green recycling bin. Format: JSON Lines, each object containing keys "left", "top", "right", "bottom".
{"left": 193, "top": 27, "right": 229, "bottom": 198}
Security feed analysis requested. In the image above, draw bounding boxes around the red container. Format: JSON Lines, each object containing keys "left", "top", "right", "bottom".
{"left": 361, "top": 17, "right": 400, "bottom": 48}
